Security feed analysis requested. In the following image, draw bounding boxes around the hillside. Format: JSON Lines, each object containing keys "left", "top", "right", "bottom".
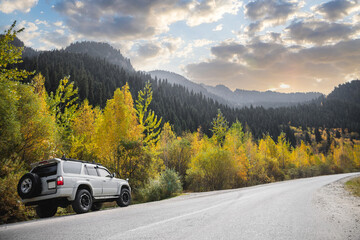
{"left": 65, "top": 41, "right": 134, "bottom": 72}
{"left": 18, "top": 41, "right": 360, "bottom": 140}
{"left": 10, "top": 37, "right": 39, "bottom": 58}
{"left": 149, "top": 70, "right": 230, "bottom": 106}
{"left": 150, "top": 70, "right": 323, "bottom": 108}
{"left": 327, "top": 80, "right": 360, "bottom": 105}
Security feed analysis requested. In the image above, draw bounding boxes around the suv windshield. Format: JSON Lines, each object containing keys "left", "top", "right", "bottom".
{"left": 32, "top": 163, "right": 57, "bottom": 177}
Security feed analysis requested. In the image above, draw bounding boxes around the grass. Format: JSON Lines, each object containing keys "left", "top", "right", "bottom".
{"left": 345, "top": 177, "right": 360, "bottom": 197}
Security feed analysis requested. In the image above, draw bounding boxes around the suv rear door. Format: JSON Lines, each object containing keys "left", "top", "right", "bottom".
{"left": 84, "top": 165, "right": 102, "bottom": 197}
{"left": 32, "top": 163, "right": 58, "bottom": 195}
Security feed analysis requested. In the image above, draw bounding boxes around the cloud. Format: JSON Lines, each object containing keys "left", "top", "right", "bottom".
{"left": 280, "top": 83, "right": 290, "bottom": 89}
{"left": 286, "top": 20, "right": 360, "bottom": 45}
{"left": 54, "top": 0, "right": 241, "bottom": 41}
{"left": 193, "top": 39, "right": 214, "bottom": 47}
{"left": 35, "top": 19, "right": 49, "bottom": 27}
{"left": 313, "top": 0, "right": 360, "bottom": 21}
{"left": 54, "top": 21, "right": 64, "bottom": 27}
{"left": 17, "top": 21, "right": 40, "bottom": 47}
{"left": 213, "top": 24, "right": 223, "bottom": 31}
{"left": 130, "top": 36, "right": 184, "bottom": 70}
{"left": 40, "top": 31, "right": 76, "bottom": 49}
{"left": 244, "top": 0, "right": 303, "bottom": 35}
{"left": 16, "top": 20, "right": 77, "bottom": 50}
{"left": 177, "top": 39, "right": 214, "bottom": 58}
{"left": 186, "top": 0, "right": 242, "bottom": 27}
{"left": 211, "top": 42, "right": 247, "bottom": 60}
{"left": 185, "top": 38, "right": 360, "bottom": 93}
{"left": 137, "top": 43, "right": 161, "bottom": 58}
{"left": 0, "top": 0, "right": 38, "bottom": 14}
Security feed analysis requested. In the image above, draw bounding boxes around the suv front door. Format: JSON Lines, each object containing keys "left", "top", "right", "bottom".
{"left": 97, "top": 168, "right": 118, "bottom": 196}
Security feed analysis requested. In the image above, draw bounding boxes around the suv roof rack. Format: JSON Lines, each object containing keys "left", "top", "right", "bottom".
{"left": 61, "top": 155, "right": 102, "bottom": 166}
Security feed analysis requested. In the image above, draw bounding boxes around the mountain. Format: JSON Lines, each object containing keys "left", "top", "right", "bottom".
{"left": 327, "top": 80, "right": 360, "bottom": 105}
{"left": 206, "top": 85, "right": 323, "bottom": 108}
{"left": 149, "top": 70, "right": 323, "bottom": 108}
{"left": 65, "top": 41, "right": 134, "bottom": 72}
{"left": 148, "top": 70, "right": 231, "bottom": 106}
{"left": 17, "top": 40, "right": 360, "bottom": 140}
{"left": 10, "top": 37, "right": 39, "bottom": 58}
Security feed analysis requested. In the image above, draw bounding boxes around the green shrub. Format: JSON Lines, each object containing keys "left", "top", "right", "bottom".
{"left": 0, "top": 159, "right": 35, "bottom": 224}
{"left": 138, "top": 169, "right": 182, "bottom": 202}
{"left": 159, "top": 168, "right": 183, "bottom": 198}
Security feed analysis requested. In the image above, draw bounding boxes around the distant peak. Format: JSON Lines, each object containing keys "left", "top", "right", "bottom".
{"left": 65, "top": 41, "right": 134, "bottom": 71}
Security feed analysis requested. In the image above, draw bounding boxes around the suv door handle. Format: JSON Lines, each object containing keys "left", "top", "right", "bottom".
{"left": 86, "top": 179, "right": 90, "bottom": 181}
{"left": 103, "top": 180, "right": 106, "bottom": 182}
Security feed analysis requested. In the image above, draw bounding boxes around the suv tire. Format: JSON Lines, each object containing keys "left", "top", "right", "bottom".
{"left": 36, "top": 203, "right": 58, "bottom": 218}
{"left": 72, "top": 189, "right": 93, "bottom": 214}
{"left": 116, "top": 188, "right": 131, "bottom": 207}
{"left": 17, "top": 173, "right": 42, "bottom": 199}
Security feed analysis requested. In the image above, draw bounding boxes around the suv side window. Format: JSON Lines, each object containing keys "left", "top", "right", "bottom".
{"left": 97, "top": 168, "right": 110, "bottom": 177}
{"left": 85, "top": 166, "right": 98, "bottom": 176}
{"left": 63, "top": 161, "right": 82, "bottom": 174}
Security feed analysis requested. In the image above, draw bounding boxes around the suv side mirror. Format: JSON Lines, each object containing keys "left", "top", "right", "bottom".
{"left": 111, "top": 173, "right": 116, "bottom": 178}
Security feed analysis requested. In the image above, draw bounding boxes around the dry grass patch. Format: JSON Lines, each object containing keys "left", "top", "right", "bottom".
{"left": 345, "top": 177, "right": 360, "bottom": 197}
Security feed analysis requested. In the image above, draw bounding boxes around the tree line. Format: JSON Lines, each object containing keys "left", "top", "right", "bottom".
{"left": 18, "top": 45, "right": 360, "bottom": 141}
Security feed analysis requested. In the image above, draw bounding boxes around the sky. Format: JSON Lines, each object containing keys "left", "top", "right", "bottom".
{"left": 0, "top": 0, "right": 359, "bottom": 94}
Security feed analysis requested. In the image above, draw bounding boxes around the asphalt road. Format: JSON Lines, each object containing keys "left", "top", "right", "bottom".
{"left": 1, "top": 173, "right": 359, "bottom": 240}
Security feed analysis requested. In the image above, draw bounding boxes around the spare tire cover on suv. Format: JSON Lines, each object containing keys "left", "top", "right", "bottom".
{"left": 17, "top": 173, "right": 42, "bottom": 199}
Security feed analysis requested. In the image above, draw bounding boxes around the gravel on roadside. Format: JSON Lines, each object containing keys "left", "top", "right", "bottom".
{"left": 314, "top": 175, "right": 360, "bottom": 240}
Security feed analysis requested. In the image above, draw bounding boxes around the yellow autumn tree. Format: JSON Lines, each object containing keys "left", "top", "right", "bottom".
{"left": 157, "top": 122, "right": 176, "bottom": 168}
{"left": 94, "top": 84, "right": 160, "bottom": 188}
{"left": 276, "top": 133, "right": 291, "bottom": 169}
{"left": 19, "top": 74, "right": 57, "bottom": 163}
{"left": 95, "top": 84, "right": 141, "bottom": 168}
{"left": 224, "top": 121, "right": 249, "bottom": 184}
{"left": 69, "top": 100, "right": 100, "bottom": 161}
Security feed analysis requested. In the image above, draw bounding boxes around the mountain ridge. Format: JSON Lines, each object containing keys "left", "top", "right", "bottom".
{"left": 149, "top": 70, "right": 323, "bottom": 108}
{"left": 65, "top": 41, "right": 134, "bottom": 72}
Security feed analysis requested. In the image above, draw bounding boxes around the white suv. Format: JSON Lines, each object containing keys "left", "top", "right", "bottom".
{"left": 17, "top": 157, "right": 131, "bottom": 218}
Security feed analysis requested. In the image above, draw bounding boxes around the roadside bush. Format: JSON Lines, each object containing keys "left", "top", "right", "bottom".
{"left": 0, "top": 159, "right": 35, "bottom": 224}
{"left": 138, "top": 178, "right": 163, "bottom": 202}
{"left": 138, "top": 168, "right": 182, "bottom": 202}
{"left": 186, "top": 147, "right": 237, "bottom": 191}
{"left": 159, "top": 168, "right": 183, "bottom": 198}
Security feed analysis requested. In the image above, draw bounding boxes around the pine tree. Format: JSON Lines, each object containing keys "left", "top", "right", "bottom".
{"left": 315, "top": 127, "right": 322, "bottom": 143}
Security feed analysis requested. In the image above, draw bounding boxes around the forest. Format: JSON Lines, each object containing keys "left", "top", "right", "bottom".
{"left": 17, "top": 40, "right": 360, "bottom": 140}
{"left": 1, "top": 23, "right": 360, "bottom": 224}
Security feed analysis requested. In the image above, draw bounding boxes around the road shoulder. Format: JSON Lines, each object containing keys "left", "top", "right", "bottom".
{"left": 314, "top": 174, "right": 360, "bottom": 240}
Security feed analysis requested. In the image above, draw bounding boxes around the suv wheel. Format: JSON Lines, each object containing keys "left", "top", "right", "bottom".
{"left": 36, "top": 203, "right": 58, "bottom": 218}
{"left": 72, "top": 189, "right": 93, "bottom": 214}
{"left": 17, "top": 173, "right": 42, "bottom": 199}
{"left": 116, "top": 188, "right": 131, "bottom": 207}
